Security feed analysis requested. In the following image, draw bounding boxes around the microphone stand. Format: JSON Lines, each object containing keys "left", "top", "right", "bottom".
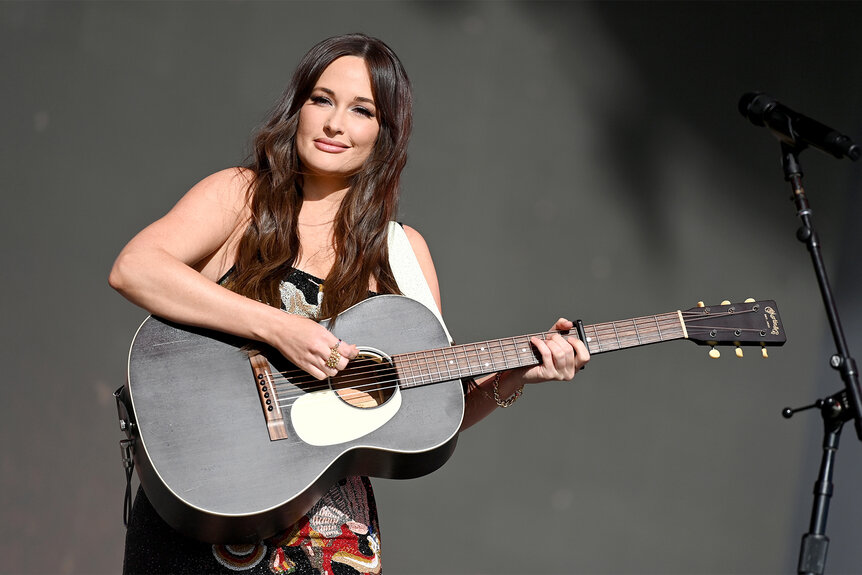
{"left": 777, "top": 142, "right": 862, "bottom": 575}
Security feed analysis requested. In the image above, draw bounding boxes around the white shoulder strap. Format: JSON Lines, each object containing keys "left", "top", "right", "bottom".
{"left": 387, "top": 222, "right": 453, "bottom": 343}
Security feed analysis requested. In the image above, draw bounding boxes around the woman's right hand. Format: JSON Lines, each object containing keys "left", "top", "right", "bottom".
{"left": 268, "top": 313, "right": 359, "bottom": 380}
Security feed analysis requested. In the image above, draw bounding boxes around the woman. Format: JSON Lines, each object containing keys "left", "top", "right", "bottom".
{"left": 110, "top": 33, "right": 589, "bottom": 574}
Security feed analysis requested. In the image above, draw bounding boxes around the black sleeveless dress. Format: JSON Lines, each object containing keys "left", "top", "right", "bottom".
{"left": 123, "top": 270, "right": 382, "bottom": 575}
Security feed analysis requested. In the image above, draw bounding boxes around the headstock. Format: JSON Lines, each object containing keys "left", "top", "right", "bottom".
{"left": 682, "top": 298, "right": 786, "bottom": 358}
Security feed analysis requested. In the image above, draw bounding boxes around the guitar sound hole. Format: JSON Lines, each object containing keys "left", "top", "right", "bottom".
{"left": 330, "top": 348, "right": 396, "bottom": 409}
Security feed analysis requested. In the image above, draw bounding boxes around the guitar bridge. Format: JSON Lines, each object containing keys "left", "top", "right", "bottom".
{"left": 249, "top": 353, "right": 288, "bottom": 441}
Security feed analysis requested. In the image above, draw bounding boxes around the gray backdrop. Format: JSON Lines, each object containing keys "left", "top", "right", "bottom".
{"left": 2, "top": 1, "right": 862, "bottom": 574}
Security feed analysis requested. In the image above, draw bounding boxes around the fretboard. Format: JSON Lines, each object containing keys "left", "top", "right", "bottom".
{"left": 394, "top": 311, "right": 686, "bottom": 389}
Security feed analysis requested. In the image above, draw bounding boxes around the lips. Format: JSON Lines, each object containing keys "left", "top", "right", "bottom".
{"left": 313, "top": 138, "right": 350, "bottom": 153}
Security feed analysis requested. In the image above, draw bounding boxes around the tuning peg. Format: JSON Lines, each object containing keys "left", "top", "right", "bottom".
{"left": 720, "top": 300, "right": 731, "bottom": 305}
{"left": 762, "top": 346, "right": 769, "bottom": 359}
{"left": 744, "top": 298, "right": 756, "bottom": 303}
{"left": 697, "top": 301, "right": 705, "bottom": 308}
{"left": 735, "top": 346, "right": 744, "bottom": 358}
{"left": 709, "top": 347, "right": 720, "bottom": 359}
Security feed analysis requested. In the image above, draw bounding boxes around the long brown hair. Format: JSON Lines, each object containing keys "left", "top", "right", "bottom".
{"left": 225, "top": 34, "right": 412, "bottom": 319}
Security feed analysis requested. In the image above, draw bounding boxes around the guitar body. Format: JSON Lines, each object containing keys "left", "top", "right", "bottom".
{"left": 125, "top": 295, "right": 463, "bottom": 543}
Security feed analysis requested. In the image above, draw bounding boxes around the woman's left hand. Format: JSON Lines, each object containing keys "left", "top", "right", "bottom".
{"left": 517, "top": 318, "right": 590, "bottom": 383}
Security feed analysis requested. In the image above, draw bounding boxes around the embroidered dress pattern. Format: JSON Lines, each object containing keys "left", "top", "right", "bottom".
{"left": 211, "top": 476, "right": 381, "bottom": 575}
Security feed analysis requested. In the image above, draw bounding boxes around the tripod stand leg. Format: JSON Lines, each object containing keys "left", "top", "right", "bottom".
{"left": 797, "top": 397, "right": 844, "bottom": 575}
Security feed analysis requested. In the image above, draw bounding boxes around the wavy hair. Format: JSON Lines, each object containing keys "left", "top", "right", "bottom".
{"left": 224, "top": 34, "right": 412, "bottom": 319}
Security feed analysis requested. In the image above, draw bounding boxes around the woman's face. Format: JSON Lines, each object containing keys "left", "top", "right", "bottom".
{"left": 296, "top": 56, "right": 380, "bottom": 186}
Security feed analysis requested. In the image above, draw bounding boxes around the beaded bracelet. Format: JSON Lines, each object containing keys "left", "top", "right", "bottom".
{"left": 492, "top": 371, "right": 523, "bottom": 408}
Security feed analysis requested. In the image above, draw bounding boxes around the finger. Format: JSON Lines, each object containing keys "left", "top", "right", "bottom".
{"left": 545, "top": 336, "right": 568, "bottom": 369}
{"left": 321, "top": 339, "right": 345, "bottom": 374}
{"left": 337, "top": 353, "right": 351, "bottom": 371}
{"left": 533, "top": 337, "right": 559, "bottom": 381}
{"left": 338, "top": 341, "right": 360, "bottom": 360}
{"left": 552, "top": 317, "right": 574, "bottom": 331}
{"left": 530, "top": 336, "right": 554, "bottom": 369}
{"left": 307, "top": 364, "right": 330, "bottom": 381}
{"left": 570, "top": 338, "right": 591, "bottom": 371}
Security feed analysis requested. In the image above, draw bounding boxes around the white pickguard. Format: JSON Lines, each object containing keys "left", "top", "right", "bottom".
{"left": 290, "top": 386, "right": 402, "bottom": 446}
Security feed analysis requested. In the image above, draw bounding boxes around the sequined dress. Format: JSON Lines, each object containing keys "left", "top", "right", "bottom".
{"left": 123, "top": 270, "right": 383, "bottom": 575}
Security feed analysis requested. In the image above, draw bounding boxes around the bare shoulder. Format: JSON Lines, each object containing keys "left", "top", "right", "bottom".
{"left": 120, "top": 168, "right": 256, "bottom": 273}
{"left": 184, "top": 167, "right": 254, "bottom": 209}
{"left": 402, "top": 224, "right": 431, "bottom": 258}
{"left": 167, "top": 167, "right": 255, "bottom": 235}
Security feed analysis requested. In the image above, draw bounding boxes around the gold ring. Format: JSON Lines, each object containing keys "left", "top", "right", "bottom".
{"left": 325, "top": 341, "right": 341, "bottom": 370}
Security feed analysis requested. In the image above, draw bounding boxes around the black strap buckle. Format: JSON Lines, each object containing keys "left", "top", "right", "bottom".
{"left": 114, "top": 386, "right": 137, "bottom": 527}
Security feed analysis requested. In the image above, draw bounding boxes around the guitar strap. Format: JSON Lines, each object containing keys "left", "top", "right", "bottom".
{"left": 387, "top": 221, "right": 453, "bottom": 344}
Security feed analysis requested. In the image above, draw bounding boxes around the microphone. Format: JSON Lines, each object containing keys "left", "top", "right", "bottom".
{"left": 738, "top": 92, "right": 860, "bottom": 161}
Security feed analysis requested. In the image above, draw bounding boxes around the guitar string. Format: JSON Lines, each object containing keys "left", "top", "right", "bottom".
{"left": 264, "top": 308, "right": 756, "bottom": 392}
{"left": 263, "top": 310, "right": 769, "bottom": 406}
{"left": 269, "top": 322, "right": 778, "bottom": 415}
{"left": 263, "top": 310, "right": 706, "bottom": 390}
{"left": 263, "top": 310, "right": 763, "bottom": 397}
{"left": 264, "top": 314, "right": 690, "bottom": 392}
{"left": 270, "top": 324, "right": 774, "bottom": 409}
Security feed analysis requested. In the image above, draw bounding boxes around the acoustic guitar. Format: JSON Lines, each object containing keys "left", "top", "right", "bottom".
{"left": 118, "top": 294, "right": 785, "bottom": 543}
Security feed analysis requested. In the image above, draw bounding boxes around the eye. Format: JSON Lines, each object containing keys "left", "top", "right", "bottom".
{"left": 310, "top": 95, "right": 332, "bottom": 106}
{"left": 352, "top": 106, "right": 375, "bottom": 119}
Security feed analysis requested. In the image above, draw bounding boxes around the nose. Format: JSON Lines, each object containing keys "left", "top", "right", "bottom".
{"left": 324, "top": 107, "right": 344, "bottom": 135}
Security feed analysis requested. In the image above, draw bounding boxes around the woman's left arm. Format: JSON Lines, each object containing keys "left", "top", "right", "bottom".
{"left": 402, "top": 226, "right": 590, "bottom": 432}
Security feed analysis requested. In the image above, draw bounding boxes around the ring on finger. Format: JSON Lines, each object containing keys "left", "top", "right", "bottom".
{"left": 325, "top": 340, "right": 341, "bottom": 370}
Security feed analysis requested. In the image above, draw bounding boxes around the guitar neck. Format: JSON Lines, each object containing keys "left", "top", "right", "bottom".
{"left": 396, "top": 311, "right": 686, "bottom": 389}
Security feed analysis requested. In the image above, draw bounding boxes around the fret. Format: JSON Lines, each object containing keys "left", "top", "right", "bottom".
{"left": 429, "top": 348, "right": 446, "bottom": 382}
{"left": 508, "top": 337, "right": 520, "bottom": 368}
{"left": 477, "top": 342, "right": 494, "bottom": 373}
{"left": 402, "top": 352, "right": 419, "bottom": 389}
{"left": 590, "top": 325, "right": 602, "bottom": 352}
{"left": 424, "top": 349, "right": 437, "bottom": 382}
{"left": 453, "top": 344, "right": 466, "bottom": 376}
{"left": 497, "top": 338, "right": 510, "bottom": 371}
{"left": 514, "top": 336, "right": 533, "bottom": 368}
{"left": 632, "top": 318, "right": 642, "bottom": 344}
{"left": 611, "top": 321, "right": 621, "bottom": 351}
{"left": 413, "top": 352, "right": 425, "bottom": 385}
{"left": 419, "top": 350, "right": 434, "bottom": 385}
{"left": 460, "top": 346, "right": 472, "bottom": 375}
{"left": 473, "top": 344, "right": 487, "bottom": 373}
{"left": 653, "top": 314, "right": 663, "bottom": 340}
{"left": 454, "top": 345, "right": 470, "bottom": 376}
{"left": 452, "top": 346, "right": 466, "bottom": 377}
{"left": 441, "top": 346, "right": 459, "bottom": 380}
{"left": 460, "top": 344, "right": 476, "bottom": 377}
{"left": 481, "top": 343, "right": 494, "bottom": 374}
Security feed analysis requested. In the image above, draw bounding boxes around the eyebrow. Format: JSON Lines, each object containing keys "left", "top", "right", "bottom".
{"left": 316, "top": 87, "right": 375, "bottom": 106}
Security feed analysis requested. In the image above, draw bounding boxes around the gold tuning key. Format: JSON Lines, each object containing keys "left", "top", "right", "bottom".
{"left": 697, "top": 301, "right": 705, "bottom": 308}
{"left": 735, "top": 346, "right": 744, "bottom": 358}
{"left": 761, "top": 347, "right": 769, "bottom": 359}
{"left": 721, "top": 300, "right": 731, "bottom": 305}
{"left": 709, "top": 347, "right": 720, "bottom": 359}
{"left": 744, "top": 298, "right": 756, "bottom": 303}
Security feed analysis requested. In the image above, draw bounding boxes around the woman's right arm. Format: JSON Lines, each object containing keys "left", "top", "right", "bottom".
{"left": 108, "top": 168, "right": 356, "bottom": 380}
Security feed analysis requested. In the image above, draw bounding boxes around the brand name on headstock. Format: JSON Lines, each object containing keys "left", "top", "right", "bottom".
{"left": 764, "top": 306, "right": 780, "bottom": 336}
